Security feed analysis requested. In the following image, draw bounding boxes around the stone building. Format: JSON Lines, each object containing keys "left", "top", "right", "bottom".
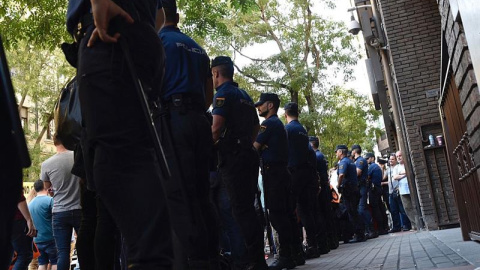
{"left": 352, "top": 0, "right": 480, "bottom": 240}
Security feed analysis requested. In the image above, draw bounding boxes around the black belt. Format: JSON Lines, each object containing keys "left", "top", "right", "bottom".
{"left": 165, "top": 94, "right": 204, "bottom": 112}
{"left": 263, "top": 163, "right": 287, "bottom": 170}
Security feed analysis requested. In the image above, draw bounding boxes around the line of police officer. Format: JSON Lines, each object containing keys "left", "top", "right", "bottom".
{"left": 66, "top": 0, "right": 383, "bottom": 269}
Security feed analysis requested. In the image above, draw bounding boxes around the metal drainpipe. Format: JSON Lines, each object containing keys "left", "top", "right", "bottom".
{"left": 369, "top": 0, "right": 423, "bottom": 229}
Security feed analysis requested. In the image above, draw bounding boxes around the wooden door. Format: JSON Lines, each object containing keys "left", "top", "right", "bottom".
{"left": 441, "top": 77, "right": 480, "bottom": 241}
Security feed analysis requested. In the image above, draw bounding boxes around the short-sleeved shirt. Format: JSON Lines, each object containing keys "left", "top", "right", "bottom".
{"left": 395, "top": 163, "right": 410, "bottom": 195}
{"left": 28, "top": 195, "right": 54, "bottom": 243}
{"left": 386, "top": 165, "right": 399, "bottom": 194}
{"left": 159, "top": 25, "right": 211, "bottom": 105}
{"left": 368, "top": 162, "right": 383, "bottom": 186}
{"left": 285, "top": 120, "right": 309, "bottom": 168}
{"left": 337, "top": 157, "right": 358, "bottom": 186}
{"left": 355, "top": 156, "right": 368, "bottom": 183}
{"left": 315, "top": 149, "right": 329, "bottom": 183}
{"left": 40, "top": 151, "right": 81, "bottom": 213}
{"left": 66, "top": 0, "right": 162, "bottom": 35}
{"left": 212, "top": 81, "right": 259, "bottom": 142}
{"left": 255, "top": 115, "right": 288, "bottom": 165}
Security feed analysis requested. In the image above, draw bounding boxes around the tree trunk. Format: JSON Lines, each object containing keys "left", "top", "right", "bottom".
{"left": 34, "top": 113, "right": 53, "bottom": 147}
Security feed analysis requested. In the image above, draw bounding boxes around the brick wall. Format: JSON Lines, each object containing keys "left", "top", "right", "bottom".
{"left": 379, "top": 0, "right": 456, "bottom": 229}
{"left": 439, "top": 0, "right": 480, "bottom": 178}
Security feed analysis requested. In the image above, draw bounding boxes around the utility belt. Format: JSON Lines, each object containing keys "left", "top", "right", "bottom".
{"left": 164, "top": 94, "right": 205, "bottom": 113}
{"left": 288, "top": 162, "right": 311, "bottom": 173}
{"left": 262, "top": 162, "right": 288, "bottom": 171}
{"left": 74, "top": 13, "right": 94, "bottom": 42}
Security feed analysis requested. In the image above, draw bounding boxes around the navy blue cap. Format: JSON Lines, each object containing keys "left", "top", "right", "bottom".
{"left": 161, "top": 0, "right": 177, "bottom": 9}
{"left": 284, "top": 102, "right": 298, "bottom": 114}
{"left": 351, "top": 144, "right": 361, "bottom": 152}
{"left": 255, "top": 93, "right": 280, "bottom": 107}
{"left": 309, "top": 136, "right": 319, "bottom": 143}
{"left": 212, "top": 56, "right": 233, "bottom": 69}
{"left": 335, "top": 145, "right": 348, "bottom": 151}
{"left": 365, "top": 152, "right": 375, "bottom": 159}
{"left": 378, "top": 158, "right": 387, "bottom": 164}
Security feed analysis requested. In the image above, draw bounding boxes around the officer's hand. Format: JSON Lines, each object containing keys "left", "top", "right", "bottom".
{"left": 88, "top": 0, "right": 134, "bottom": 47}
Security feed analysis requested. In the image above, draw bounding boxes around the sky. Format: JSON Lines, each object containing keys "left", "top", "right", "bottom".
{"left": 233, "top": 0, "right": 372, "bottom": 97}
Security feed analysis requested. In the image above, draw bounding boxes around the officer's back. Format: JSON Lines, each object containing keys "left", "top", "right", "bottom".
{"left": 159, "top": 2, "right": 211, "bottom": 108}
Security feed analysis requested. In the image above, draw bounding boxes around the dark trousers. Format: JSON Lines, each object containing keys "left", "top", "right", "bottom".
{"left": 358, "top": 184, "right": 373, "bottom": 230}
{"left": 163, "top": 108, "right": 217, "bottom": 265}
{"left": 10, "top": 219, "right": 33, "bottom": 270}
{"left": 76, "top": 180, "right": 97, "bottom": 270}
{"left": 342, "top": 184, "right": 365, "bottom": 236}
{"left": 262, "top": 165, "right": 298, "bottom": 257}
{"left": 212, "top": 183, "right": 248, "bottom": 266}
{"left": 78, "top": 22, "right": 172, "bottom": 269}
{"left": 369, "top": 185, "right": 386, "bottom": 232}
{"left": 218, "top": 146, "right": 265, "bottom": 266}
{"left": 389, "top": 193, "right": 410, "bottom": 230}
{"left": 317, "top": 181, "right": 336, "bottom": 249}
{"left": 289, "top": 165, "right": 318, "bottom": 247}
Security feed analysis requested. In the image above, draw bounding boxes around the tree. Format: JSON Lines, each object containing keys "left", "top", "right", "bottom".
{"left": 310, "top": 86, "right": 381, "bottom": 166}
{"left": 6, "top": 43, "right": 74, "bottom": 181}
{"left": 0, "top": 0, "right": 69, "bottom": 50}
{"left": 206, "top": 0, "right": 360, "bottom": 132}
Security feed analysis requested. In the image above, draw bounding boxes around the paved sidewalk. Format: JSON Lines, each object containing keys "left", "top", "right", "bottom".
{"left": 273, "top": 229, "right": 479, "bottom": 269}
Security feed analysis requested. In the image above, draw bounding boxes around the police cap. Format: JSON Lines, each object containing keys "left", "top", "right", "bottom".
{"left": 254, "top": 93, "right": 280, "bottom": 107}
{"left": 365, "top": 152, "right": 375, "bottom": 159}
{"left": 309, "top": 136, "right": 319, "bottom": 143}
{"left": 378, "top": 158, "right": 387, "bottom": 165}
{"left": 351, "top": 144, "right": 362, "bottom": 152}
{"left": 335, "top": 145, "right": 348, "bottom": 151}
{"left": 284, "top": 102, "right": 299, "bottom": 114}
{"left": 212, "top": 56, "right": 233, "bottom": 69}
{"left": 161, "top": 0, "right": 177, "bottom": 9}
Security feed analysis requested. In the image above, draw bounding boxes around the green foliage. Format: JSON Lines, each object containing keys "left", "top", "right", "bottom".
{"left": 302, "top": 86, "right": 381, "bottom": 167}
{"left": 0, "top": 0, "right": 70, "bottom": 50}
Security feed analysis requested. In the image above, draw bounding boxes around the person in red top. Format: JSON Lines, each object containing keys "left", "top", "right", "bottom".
{"left": 10, "top": 191, "right": 36, "bottom": 270}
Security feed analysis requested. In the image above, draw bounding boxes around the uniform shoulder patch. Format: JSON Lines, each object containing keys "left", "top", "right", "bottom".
{"left": 339, "top": 164, "right": 344, "bottom": 170}
{"left": 359, "top": 160, "right": 364, "bottom": 165}
{"left": 259, "top": 125, "right": 267, "bottom": 133}
{"left": 215, "top": 97, "right": 225, "bottom": 108}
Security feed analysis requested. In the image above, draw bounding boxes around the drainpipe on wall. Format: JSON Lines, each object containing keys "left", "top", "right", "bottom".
{"left": 368, "top": 0, "right": 423, "bottom": 229}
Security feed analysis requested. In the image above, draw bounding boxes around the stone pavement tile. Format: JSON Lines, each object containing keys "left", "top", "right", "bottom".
{"left": 290, "top": 229, "right": 475, "bottom": 270}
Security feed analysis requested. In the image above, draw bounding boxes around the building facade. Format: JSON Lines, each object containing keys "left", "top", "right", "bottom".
{"left": 352, "top": 0, "right": 480, "bottom": 238}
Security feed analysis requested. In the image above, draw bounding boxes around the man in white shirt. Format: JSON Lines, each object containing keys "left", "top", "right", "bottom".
{"left": 394, "top": 151, "right": 417, "bottom": 231}
{"left": 386, "top": 154, "right": 409, "bottom": 233}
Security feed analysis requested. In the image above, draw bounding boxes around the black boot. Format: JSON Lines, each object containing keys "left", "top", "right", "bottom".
{"left": 305, "top": 246, "right": 320, "bottom": 259}
{"left": 291, "top": 244, "right": 305, "bottom": 266}
{"left": 268, "top": 257, "right": 296, "bottom": 270}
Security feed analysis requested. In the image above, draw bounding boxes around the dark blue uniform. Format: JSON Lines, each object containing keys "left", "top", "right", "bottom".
{"left": 337, "top": 157, "right": 365, "bottom": 241}
{"left": 285, "top": 120, "right": 318, "bottom": 253}
{"left": 255, "top": 115, "right": 298, "bottom": 259}
{"left": 256, "top": 115, "right": 288, "bottom": 165}
{"left": 73, "top": 0, "right": 172, "bottom": 268}
{"left": 313, "top": 148, "right": 336, "bottom": 252}
{"left": 213, "top": 81, "right": 265, "bottom": 267}
{"left": 159, "top": 25, "right": 211, "bottom": 104}
{"left": 355, "top": 156, "right": 373, "bottom": 232}
{"left": 368, "top": 162, "right": 387, "bottom": 234}
{"left": 157, "top": 24, "right": 215, "bottom": 266}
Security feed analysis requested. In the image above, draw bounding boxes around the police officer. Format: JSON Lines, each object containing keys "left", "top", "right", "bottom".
{"left": 284, "top": 102, "right": 318, "bottom": 259}
{"left": 336, "top": 145, "right": 366, "bottom": 243}
{"left": 351, "top": 145, "right": 377, "bottom": 239}
{"left": 158, "top": 1, "right": 217, "bottom": 268}
{"left": 253, "top": 93, "right": 299, "bottom": 269}
{"left": 365, "top": 153, "right": 388, "bottom": 235}
{"left": 72, "top": 0, "right": 173, "bottom": 268}
{"left": 309, "top": 136, "right": 337, "bottom": 253}
{"left": 211, "top": 56, "right": 267, "bottom": 270}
